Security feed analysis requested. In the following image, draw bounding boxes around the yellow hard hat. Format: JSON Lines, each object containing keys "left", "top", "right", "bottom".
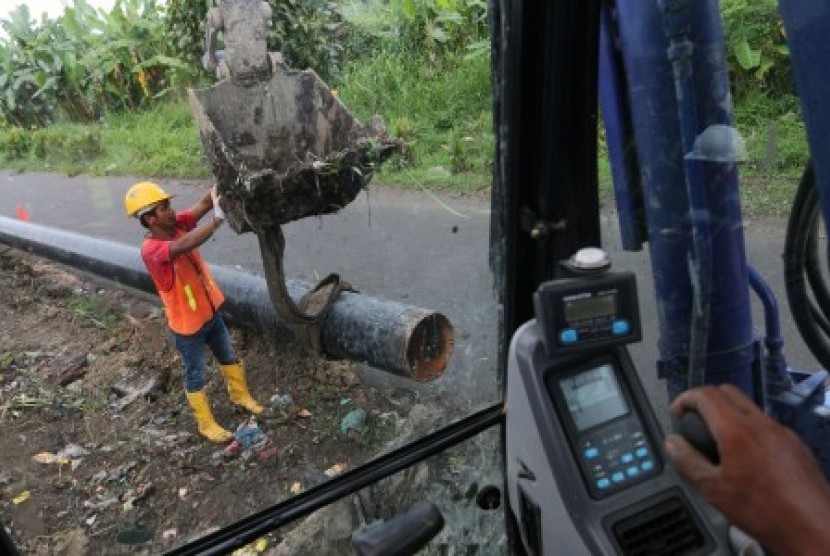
{"left": 124, "top": 181, "right": 174, "bottom": 217}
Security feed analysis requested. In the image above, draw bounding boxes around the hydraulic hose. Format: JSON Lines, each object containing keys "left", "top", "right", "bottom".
{"left": 783, "top": 162, "right": 830, "bottom": 370}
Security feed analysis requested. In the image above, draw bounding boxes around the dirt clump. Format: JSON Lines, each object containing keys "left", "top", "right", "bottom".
{"left": 0, "top": 246, "right": 405, "bottom": 554}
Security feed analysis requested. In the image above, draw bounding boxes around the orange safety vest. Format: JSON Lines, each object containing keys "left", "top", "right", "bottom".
{"left": 154, "top": 239, "right": 225, "bottom": 336}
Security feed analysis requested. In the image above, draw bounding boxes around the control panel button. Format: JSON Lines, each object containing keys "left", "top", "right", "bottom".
{"left": 635, "top": 447, "right": 649, "bottom": 458}
{"left": 641, "top": 459, "right": 654, "bottom": 472}
{"left": 584, "top": 447, "right": 599, "bottom": 460}
{"left": 560, "top": 328, "right": 578, "bottom": 344}
{"left": 612, "top": 319, "right": 630, "bottom": 336}
{"left": 611, "top": 472, "right": 625, "bottom": 483}
{"left": 620, "top": 453, "right": 634, "bottom": 464}
{"left": 596, "top": 478, "right": 611, "bottom": 489}
{"left": 626, "top": 466, "right": 640, "bottom": 477}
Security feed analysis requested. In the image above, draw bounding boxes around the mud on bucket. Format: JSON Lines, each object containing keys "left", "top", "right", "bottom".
{"left": 188, "top": 61, "right": 402, "bottom": 234}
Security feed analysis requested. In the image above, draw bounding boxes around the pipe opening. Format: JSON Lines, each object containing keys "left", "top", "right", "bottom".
{"left": 406, "top": 313, "right": 454, "bottom": 382}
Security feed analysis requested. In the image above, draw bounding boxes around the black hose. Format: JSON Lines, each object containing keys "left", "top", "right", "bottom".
{"left": 783, "top": 162, "right": 830, "bottom": 370}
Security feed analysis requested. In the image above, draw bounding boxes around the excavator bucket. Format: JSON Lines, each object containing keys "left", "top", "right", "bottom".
{"left": 188, "top": 61, "right": 402, "bottom": 234}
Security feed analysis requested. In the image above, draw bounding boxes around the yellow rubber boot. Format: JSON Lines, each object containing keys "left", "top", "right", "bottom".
{"left": 185, "top": 390, "right": 233, "bottom": 443}
{"left": 220, "top": 363, "right": 264, "bottom": 414}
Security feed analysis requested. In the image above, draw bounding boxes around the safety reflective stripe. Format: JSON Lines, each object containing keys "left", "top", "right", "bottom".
{"left": 183, "top": 284, "right": 198, "bottom": 311}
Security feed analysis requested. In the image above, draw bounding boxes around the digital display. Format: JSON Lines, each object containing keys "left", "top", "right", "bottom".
{"left": 564, "top": 293, "right": 616, "bottom": 322}
{"left": 559, "top": 364, "right": 629, "bottom": 431}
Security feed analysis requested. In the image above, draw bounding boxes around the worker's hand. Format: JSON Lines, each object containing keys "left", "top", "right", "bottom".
{"left": 665, "top": 384, "right": 830, "bottom": 554}
{"left": 210, "top": 184, "right": 225, "bottom": 221}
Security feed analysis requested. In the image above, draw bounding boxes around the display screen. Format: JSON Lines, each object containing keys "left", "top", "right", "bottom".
{"left": 559, "top": 364, "right": 629, "bottom": 431}
{"left": 564, "top": 293, "right": 616, "bottom": 322}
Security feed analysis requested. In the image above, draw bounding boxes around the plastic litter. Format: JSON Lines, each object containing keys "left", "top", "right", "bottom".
{"left": 340, "top": 408, "right": 367, "bottom": 435}
{"left": 234, "top": 418, "right": 265, "bottom": 449}
{"left": 12, "top": 491, "right": 30, "bottom": 505}
{"left": 296, "top": 408, "right": 312, "bottom": 418}
{"left": 33, "top": 452, "right": 70, "bottom": 465}
{"left": 231, "top": 536, "right": 269, "bottom": 555}
{"left": 270, "top": 393, "right": 293, "bottom": 408}
{"left": 324, "top": 463, "right": 348, "bottom": 478}
{"left": 116, "top": 527, "right": 153, "bottom": 545}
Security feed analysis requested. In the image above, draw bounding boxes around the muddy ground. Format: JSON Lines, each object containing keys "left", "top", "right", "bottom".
{"left": 0, "top": 246, "right": 425, "bottom": 554}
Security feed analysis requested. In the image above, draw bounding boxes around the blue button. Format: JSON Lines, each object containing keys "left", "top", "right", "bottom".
{"left": 612, "top": 472, "right": 625, "bottom": 483}
{"left": 626, "top": 466, "right": 640, "bottom": 477}
{"left": 635, "top": 447, "right": 649, "bottom": 458}
{"left": 584, "top": 447, "right": 599, "bottom": 460}
{"left": 620, "top": 453, "right": 634, "bottom": 464}
{"left": 641, "top": 460, "right": 654, "bottom": 471}
{"left": 612, "top": 319, "right": 630, "bottom": 336}
{"left": 560, "top": 328, "right": 578, "bottom": 344}
{"left": 596, "top": 478, "right": 611, "bottom": 489}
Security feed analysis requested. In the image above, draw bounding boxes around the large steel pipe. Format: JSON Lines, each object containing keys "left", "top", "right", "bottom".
{"left": 0, "top": 217, "right": 453, "bottom": 381}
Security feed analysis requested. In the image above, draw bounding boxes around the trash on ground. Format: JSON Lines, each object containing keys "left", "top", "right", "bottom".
{"left": 270, "top": 393, "right": 293, "bottom": 408}
{"left": 296, "top": 408, "right": 312, "bottom": 418}
{"left": 232, "top": 536, "right": 269, "bottom": 555}
{"left": 234, "top": 418, "right": 265, "bottom": 449}
{"left": 163, "top": 529, "right": 178, "bottom": 541}
{"left": 289, "top": 482, "right": 303, "bottom": 495}
{"left": 12, "top": 490, "right": 30, "bottom": 505}
{"left": 340, "top": 408, "right": 367, "bottom": 435}
{"left": 324, "top": 462, "right": 348, "bottom": 478}
{"left": 222, "top": 439, "right": 242, "bottom": 458}
{"left": 120, "top": 482, "right": 154, "bottom": 511}
{"left": 256, "top": 445, "right": 278, "bottom": 461}
{"left": 116, "top": 527, "right": 154, "bottom": 545}
{"left": 59, "top": 443, "right": 89, "bottom": 459}
{"left": 33, "top": 452, "right": 70, "bottom": 465}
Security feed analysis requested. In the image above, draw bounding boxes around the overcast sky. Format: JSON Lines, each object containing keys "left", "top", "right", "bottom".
{"left": 0, "top": 0, "right": 117, "bottom": 22}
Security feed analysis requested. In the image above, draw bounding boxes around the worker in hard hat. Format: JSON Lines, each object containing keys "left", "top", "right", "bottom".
{"left": 124, "top": 181, "right": 264, "bottom": 442}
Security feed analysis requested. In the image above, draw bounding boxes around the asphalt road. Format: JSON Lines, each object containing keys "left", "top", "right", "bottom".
{"left": 0, "top": 170, "right": 820, "bottom": 427}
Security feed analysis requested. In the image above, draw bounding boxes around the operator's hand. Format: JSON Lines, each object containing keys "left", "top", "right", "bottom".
{"left": 210, "top": 184, "right": 225, "bottom": 221}
{"left": 665, "top": 384, "right": 830, "bottom": 555}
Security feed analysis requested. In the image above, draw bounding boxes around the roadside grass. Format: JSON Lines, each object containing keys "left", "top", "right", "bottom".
{"left": 0, "top": 57, "right": 811, "bottom": 216}
{"left": 0, "top": 99, "right": 210, "bottom": 179}
{"left": 337, "top": 49, "right": 494, "bottom": 192}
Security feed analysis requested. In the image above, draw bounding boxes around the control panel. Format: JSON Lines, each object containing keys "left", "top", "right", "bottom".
{"left": 547, "top": 358, "right": 661, "bottom": 499}
{"left": 534, "top": 271, "right": 641, "bottom": 357}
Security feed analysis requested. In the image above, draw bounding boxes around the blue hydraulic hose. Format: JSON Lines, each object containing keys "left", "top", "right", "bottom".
{"left": 747, "top": 265, "right": 790, "bottom": 386}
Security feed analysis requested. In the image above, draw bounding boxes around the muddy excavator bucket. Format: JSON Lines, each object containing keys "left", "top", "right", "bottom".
{"left": 189, "top": 61, "right": 401, "bottom": 234}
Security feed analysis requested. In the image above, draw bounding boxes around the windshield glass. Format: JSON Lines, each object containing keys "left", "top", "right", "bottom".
{"left": 0, "top": 0, "right": 501, "bottom": 553}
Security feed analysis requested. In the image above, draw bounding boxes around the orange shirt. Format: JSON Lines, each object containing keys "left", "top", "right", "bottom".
{"left": 141, "top": 211, "right": 225, "bottom": 335}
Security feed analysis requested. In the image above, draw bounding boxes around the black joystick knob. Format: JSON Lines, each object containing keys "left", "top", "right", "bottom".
{"left": 676, "top": 410, "right": 720, "bottom": 465}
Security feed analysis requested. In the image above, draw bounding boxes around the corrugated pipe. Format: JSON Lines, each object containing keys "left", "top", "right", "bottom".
{"left": 0, "top": 217, "right": 453, "bottom": 382}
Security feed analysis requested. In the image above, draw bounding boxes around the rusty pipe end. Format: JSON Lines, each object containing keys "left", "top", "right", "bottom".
{"left": 406, "top": 313, "right": 454, "bottom": 382}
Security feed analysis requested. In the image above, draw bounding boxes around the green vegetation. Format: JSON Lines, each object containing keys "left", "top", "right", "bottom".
{"left": 0, "top": 0, "right": 815, "bottom": 213}
{"left": 338, "top": 49, "right": 492, "bottom": 191}
{"left": 67, "top": 294, "right": 122, "bottom": 330}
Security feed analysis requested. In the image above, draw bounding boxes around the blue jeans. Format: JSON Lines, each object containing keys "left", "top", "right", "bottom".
{"left": 172, "top": 313, "right": 237, "bottom": 392}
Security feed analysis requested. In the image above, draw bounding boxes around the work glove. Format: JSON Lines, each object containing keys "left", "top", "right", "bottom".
{"left": 210, "top": 184, "right": 225, "bottom": 221}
